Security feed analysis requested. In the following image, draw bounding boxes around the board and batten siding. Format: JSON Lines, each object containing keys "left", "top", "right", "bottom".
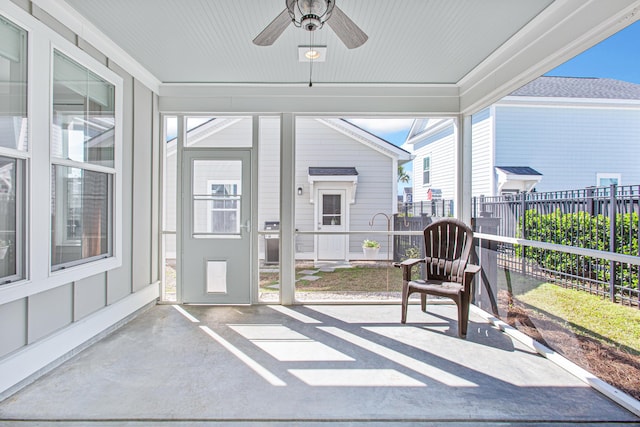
{"left": 471, "top": 108, "right": 494, "bottom": 197}
{"left": 495, "top": 105, "right": 640, "bottom": 192}
{"left": 0, "top": 3, "right": 159, "bottom": 397}
{"left": 412, "top": 123, "right": 456, "bottom": 202}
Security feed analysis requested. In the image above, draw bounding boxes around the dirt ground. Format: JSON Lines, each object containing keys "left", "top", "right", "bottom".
{"left": 499, "top": 290, "right": 640, "bottom": 401}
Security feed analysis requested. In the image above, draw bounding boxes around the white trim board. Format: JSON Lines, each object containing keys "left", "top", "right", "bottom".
{"left": 0, "top": 282, "right": 159, "bottom": 399}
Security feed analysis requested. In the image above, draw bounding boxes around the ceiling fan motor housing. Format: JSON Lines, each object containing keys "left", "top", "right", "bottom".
{"left": 288, "top": 0, "right": 334, "bottom": 30}
{"left": 301, "top": 15, "right": 322, "bottom": 31}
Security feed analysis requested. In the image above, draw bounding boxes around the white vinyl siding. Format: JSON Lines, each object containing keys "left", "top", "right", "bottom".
{"left": 494, "top": 105, "right": 640, "bottom": 192}
{"left": 411, "top": 124, "right": 456, "bottom": 202}
{"left": 471, "top": 108, "right": 493, "bottom": 197}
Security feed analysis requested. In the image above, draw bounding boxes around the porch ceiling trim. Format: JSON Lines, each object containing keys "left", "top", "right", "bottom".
{"left": 459, "top": 0, "right": 640, "bottom": 115}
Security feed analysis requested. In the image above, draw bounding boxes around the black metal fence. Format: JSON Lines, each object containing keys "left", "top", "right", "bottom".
{"left": 397, "top": 199, "right": 454, "bottom": 218}
{"left": 392, "top": 215, "right": 432, "bottom": 262}
{"left": 472, "top": 185, "right": 640, "bottom": 307}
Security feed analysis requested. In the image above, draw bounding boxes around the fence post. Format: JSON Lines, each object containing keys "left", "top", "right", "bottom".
{"left": 586, "top": 187, "right": 594, "bottom": 216}
{"left": 609, "top": 184, "right": 617, "bottom": 302}
{"left": 521, "top": 192, "right": 527, "bottom": 275}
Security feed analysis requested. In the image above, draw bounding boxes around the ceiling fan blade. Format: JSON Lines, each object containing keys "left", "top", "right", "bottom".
{"left": 327, "top": 6, "right": 368, "bottom": 49}
{"left": 253, "top": 9, "right": 291, "bottom": 46}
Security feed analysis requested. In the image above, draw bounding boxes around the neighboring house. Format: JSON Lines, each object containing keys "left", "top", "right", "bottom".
{"left": 166, "top": 117, "right": 411, "bottom": 263}
{"left": 403, "top": 76, "right": 640, "bottom": 201}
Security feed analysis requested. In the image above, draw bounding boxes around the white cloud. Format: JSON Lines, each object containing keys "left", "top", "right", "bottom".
{"left": 347, "top": 118, "right": 414, "bottom": 134}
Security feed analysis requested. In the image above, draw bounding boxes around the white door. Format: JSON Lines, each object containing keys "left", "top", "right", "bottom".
{"left": 317, "top": 190, "right": 347, "bottom": 260}
{"left": 181, "top": 149, "right": 251, "bottom": 303}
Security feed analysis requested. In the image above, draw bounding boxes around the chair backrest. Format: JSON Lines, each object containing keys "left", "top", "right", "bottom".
{"left": 422, "top": 218, "right": 474, "bottom": 283}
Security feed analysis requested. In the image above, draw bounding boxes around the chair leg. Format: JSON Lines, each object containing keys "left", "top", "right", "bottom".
{"left": 401, "top": 283, "right": 409, "bottom": 324}
{"left": 457, "top": 294, "right": 470, "bottom": 338}
{"left": 420, "top": 293, "right": 427, "bottom": 312}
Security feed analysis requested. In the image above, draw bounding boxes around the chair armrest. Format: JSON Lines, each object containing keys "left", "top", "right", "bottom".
{"left": 462, "top": 263, "right": 481, "bottom": 293}
{"left": 393, "top": 258, "right": 424, "bottom": 268}
{"left": 464, "top": 264, "right": 481, "bottom": 275}
{"left": 394, "top": 258, "right": 424, "bottom": 283}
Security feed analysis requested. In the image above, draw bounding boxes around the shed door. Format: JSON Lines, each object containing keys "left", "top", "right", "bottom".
{"left": 317, "top": 190, "right": 347, "bottom": 260}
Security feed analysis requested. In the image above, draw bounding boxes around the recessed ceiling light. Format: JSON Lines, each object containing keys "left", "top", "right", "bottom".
{"left": 305, "top": 50, "right": 320, "bottom": 60}
{"left": 298, "top": 46, "right": 326, "bottom": 62}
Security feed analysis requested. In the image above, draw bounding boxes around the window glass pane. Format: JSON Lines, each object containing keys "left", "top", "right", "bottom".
{"left": 0, "top": 156, "right": 20, "bottom": 281}
{"left": 0, "top": 16, "right": 28, "bottom": 151}
{"left": 52, "top": 51, "right": 115, "bottom": 167}
{"left": 51, "top": 165, "right": 112, "bottom": 268}
{"left": 322, "top": 194, "right": 341, "bottom": 225}
{"left": 192, "top": 160, "right": 242, "bottom": 235}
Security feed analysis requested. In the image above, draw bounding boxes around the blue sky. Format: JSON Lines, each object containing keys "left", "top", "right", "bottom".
{"left": 351, "top": 20, "right": 640, "bottom": 194}
{"left": 546, "top": 20, "right": 640, "bottom": 84}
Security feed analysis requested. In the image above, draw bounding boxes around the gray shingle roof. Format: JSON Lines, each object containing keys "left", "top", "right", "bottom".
{"left": 496, "top": 166, "right": 542, "bottom": 176}
{"left": 308, "top": 167, "right": 358, "bottom": 176}
{"left": 509, "top": 76, "right": 640, "bottom": 100}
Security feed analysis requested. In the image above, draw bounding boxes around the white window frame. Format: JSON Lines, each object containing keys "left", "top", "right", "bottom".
{"left": 48, "top": 44, "right": 123, "bottom": 276}
{"left": 0, "top": 13, "right": 29, "bottom": 286}
{"left": 422, "top": 155, "right": 431, "bottom": 186}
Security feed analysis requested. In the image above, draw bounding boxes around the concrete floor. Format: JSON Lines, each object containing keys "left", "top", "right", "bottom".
{"left": 0, "top": 303, "right": 638, "bottom": 426}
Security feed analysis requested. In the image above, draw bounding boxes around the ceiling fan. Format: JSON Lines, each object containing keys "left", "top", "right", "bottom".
{"left": 253, "top": 0, "right": 368, "bottom": 49}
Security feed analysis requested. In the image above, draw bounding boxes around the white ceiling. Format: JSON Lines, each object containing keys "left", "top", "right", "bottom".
{"left": 61, "top": 0, "right": 552, "bottom": 84}
{"left": 50, "top": 0, "right": 640, "bottom": 113}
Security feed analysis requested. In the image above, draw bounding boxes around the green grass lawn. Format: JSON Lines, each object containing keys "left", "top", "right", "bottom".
{"left": 518, "top": 282, "right": 640, "bottom": 355}
{"left": 260, "top": 264, "right": 404, "bottom": 293}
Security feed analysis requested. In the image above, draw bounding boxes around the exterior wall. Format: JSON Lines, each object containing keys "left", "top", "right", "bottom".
{"left": 294, "top": 118, "right": 395, "bottom": 258}
{"left": 411, "top": 123, "right": 456, "bottom": 202}
{"left": 471, "top": 108, "right": 494, "bottom": 197}
{"left": 0, "top": 2, "right": 159, "bottom": 397}
{"left": 494, "top": 104, "right": 640, "bottom": 192}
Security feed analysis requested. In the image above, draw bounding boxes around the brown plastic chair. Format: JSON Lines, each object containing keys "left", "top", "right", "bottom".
{"left": 397, "top": 218, "right": 481, "bottom": 338}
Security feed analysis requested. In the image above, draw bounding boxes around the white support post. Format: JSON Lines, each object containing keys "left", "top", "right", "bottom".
{"left": 454, "top": 115, "right": 473, "bottom": 224}
{"left": 279, "top": 113, "right": 295, "bottom": 305}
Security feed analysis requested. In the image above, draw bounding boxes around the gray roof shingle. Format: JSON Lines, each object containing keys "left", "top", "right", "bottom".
{"left": 496, "top": 166, "right": 542, "bottom": 176}
{"left": 509, "top": 76, "right": 640, "bottom": 100}
{"left": 308, "top": 167, "right": 358, "bottom": 176}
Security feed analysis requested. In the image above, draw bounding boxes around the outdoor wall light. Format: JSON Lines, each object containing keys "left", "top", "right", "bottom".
{"left": 297, "top": 187, "right": 303, "bottom": 196}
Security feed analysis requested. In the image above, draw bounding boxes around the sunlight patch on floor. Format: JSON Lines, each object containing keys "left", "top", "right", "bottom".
{"left": 229, "top": 324, "right": 355, "bottom": 362}
{"left": 288, "top": 369, "right": 426, "bottom": 387}
{"left": 199, "top": 325, "right": 286, "bottom": 386}
{"left": 268, "top": 305, "right": 323, "bottom": 323}
{"left": 319, "top": 326, "right": 478, "bottom": 387}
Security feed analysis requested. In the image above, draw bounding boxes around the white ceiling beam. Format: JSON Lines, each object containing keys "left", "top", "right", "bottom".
{"left": 158, "top": 84, "right": 461, "bottom": 115}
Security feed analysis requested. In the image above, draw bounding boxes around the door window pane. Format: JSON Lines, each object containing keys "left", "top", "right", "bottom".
{"left": 192, "top": 160, "right": 242, "bottom": 235}
{"left": 51, "top": 166, "right": 112, "bottom": 268}
{"left": 0, "top": 16, "right": 28, "bottom": 151}
{"left": 52, "top": 51, "right": 115, "bottom": 167}
{"left": 322, "top": 194, "right": 341, "bottom": 225}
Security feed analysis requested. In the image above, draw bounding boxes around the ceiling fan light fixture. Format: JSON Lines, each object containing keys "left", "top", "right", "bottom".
{"left": 288, "top": 0, "right": 335, "bottom": 31}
